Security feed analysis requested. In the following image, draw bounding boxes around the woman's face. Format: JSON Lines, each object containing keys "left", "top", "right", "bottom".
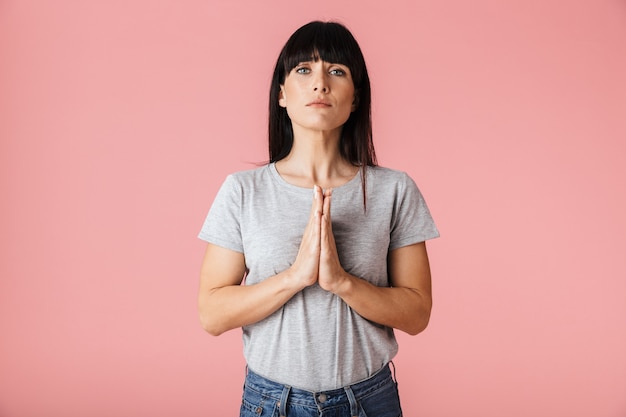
{"left": 279, "top": 59, "right": 356, "bottom": 137}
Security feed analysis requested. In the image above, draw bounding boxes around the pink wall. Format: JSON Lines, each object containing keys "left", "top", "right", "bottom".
{"left": 1, "top": 1, "right": 625, "bottom": 416}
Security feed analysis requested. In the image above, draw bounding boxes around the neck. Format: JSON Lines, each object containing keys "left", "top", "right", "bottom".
{"left": 275, "top": 128, "right": 358, "bottom": 188}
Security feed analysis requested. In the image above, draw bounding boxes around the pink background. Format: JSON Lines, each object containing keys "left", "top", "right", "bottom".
{"left": 1, "top": 1, "right": 625, "bottom": 416}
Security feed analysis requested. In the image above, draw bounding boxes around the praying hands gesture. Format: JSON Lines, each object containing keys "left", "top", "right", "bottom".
{"left": 199, "top": 185, "right": 433, "bottom": 336}
{"left": 289, "top": 185, "right": 347, "bottom": 293}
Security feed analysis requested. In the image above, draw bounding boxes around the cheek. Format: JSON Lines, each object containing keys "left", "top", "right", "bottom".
{"left": 281, "top": 83, "right": 302, "bottom": 103}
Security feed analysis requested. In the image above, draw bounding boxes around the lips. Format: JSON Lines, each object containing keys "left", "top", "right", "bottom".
{"left": 306, "top": 99, "right": 331, "bottom": 107}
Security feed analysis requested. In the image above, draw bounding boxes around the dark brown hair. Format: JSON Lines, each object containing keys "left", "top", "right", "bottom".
{"left": 268, "top": 21, "right": 377, "bottom": 207}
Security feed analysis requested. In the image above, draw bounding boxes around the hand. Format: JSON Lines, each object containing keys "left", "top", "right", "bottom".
{"left": 287, "top": 185, "right": 324, "bottom": 289}
{"left": 318, "top": 188, "right": 349, "bottom": 294}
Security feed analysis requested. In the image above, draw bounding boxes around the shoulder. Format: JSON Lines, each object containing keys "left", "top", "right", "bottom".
{"left": 222, "top": 164, "right": 272, "bottom": 188}
{"left": 365, "top": 165, "right": 417, "bottom": 189}
{"left": 226, "top": 164, "right": 270, "bottom": 180}
{"left": 364, "top": 166, "right": 429, "bottom": 208}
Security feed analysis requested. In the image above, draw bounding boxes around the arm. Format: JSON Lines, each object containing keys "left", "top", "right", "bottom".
{"left": 323, "top": 242, "right": 433, "bottom": 336}
{"left": 197, "top": 244, "right": 298, "bottom": 336}
{"left": 198, "top": 186, "right": 326, "bottom": 336}
{"left": 318, "top": 191, "right": 433, "bottom": 335}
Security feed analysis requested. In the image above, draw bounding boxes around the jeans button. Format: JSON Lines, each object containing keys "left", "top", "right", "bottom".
{"left": 318, "top": 393, "right": 328, "bottom": 403}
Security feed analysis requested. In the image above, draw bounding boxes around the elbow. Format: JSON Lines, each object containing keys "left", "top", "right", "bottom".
{"left": 198, "top": 291, "right": 228, "bottom": 336}
{"left": 199, "top": 310, "right": 225, "bottom": 336}
{"left": 405, "top": 302, "right": 432, "bottom": 336}
{"left": 406, "top": 315, "right": 430, "bottom": 336}
{"left": 200, "top": 318, "right": 225, "bottom": 337}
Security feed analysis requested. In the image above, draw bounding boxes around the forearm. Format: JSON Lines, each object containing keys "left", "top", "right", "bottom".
{"left": 333, "top": 273, "right": 432, "bottom": 335}
{"left": 199, "top": 270, "right": 302, "bottom": 336}
{"left": 199, "top": 191, "right": 323, "bottom": 336}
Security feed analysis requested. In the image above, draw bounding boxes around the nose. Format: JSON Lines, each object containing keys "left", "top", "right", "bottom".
{"left": 312, "top": 72, "right": 329, "bottom": 93}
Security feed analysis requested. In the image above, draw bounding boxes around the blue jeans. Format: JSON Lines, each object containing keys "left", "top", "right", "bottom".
{"left": 240, "top": 363, "right": 403, "bottom": 417}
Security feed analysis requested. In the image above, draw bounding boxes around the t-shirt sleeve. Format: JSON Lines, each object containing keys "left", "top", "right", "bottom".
{"left": 197, "top": 174, "right": 244, "bottom": 253}
{"left": 388, "top": 173, "right": 440, "bottom": 250}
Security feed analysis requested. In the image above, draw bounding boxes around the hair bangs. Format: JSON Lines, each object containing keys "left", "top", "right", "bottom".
{"left": 279, "top": 22, "right": 364, "bottom": 86}
{"left": 269, "top": 21, "right": 376, "bottom": 209}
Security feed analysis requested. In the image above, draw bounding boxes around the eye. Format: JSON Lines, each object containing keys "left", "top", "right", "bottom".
{"left": 329, "top": 68, "right": 346, "bottom": 76}
{"left": 295, "top": 66, "right": 310, "bottom": 74}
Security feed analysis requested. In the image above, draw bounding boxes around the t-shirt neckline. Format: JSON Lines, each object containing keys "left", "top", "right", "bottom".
{"left": 268, "top": 162, "right": 362, "bottom": 195}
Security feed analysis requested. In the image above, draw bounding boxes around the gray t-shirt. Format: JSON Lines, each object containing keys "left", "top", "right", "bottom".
{"left": 198, "top": 163, "right": 439, "bottom": 391}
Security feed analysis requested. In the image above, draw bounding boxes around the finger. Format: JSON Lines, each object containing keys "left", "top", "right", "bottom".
{"left": 310, "top": 185, "right": 324, "bottom": 218}
{"left": 322, "top": 188, "right": 332, "bottom": 221}
{"left": 320, "top": 211, "right": 328, "bottom": 256}
{"left": 316, "top": 185, "right": 324, "bottom": 212}
{"left": 321, "top": 191, "right": 333, "bottom": 246}
{"left": 304, "top": 186, "right": 322, "bottom": 244}
{"left": 322, "top": 209, "right": 334, "bottom": 241}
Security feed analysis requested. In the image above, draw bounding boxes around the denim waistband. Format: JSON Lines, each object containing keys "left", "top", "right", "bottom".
{"left": 244, "top": 363, "right": 395, "bottom": 414}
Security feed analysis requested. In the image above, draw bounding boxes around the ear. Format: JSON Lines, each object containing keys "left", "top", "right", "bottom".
{"left": 278, "top": 86, "right": 287, "bottom": 108}
{"left": 351, "top": 91, "right": 359, "bottom": 112}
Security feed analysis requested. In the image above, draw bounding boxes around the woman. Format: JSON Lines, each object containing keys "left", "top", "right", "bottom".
{"left": 198, "top": 21, "right": 439, "bottom": 417}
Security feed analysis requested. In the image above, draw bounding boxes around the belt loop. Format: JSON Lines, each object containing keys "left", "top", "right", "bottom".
{"left": 344, "top": 385, "right": 359, "bottom": 417}
{"left": 389, "top": 361, "right": 397, "bottom": 383}
{"left": 278, "top": 385, "right": 291, "bottom": 417}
